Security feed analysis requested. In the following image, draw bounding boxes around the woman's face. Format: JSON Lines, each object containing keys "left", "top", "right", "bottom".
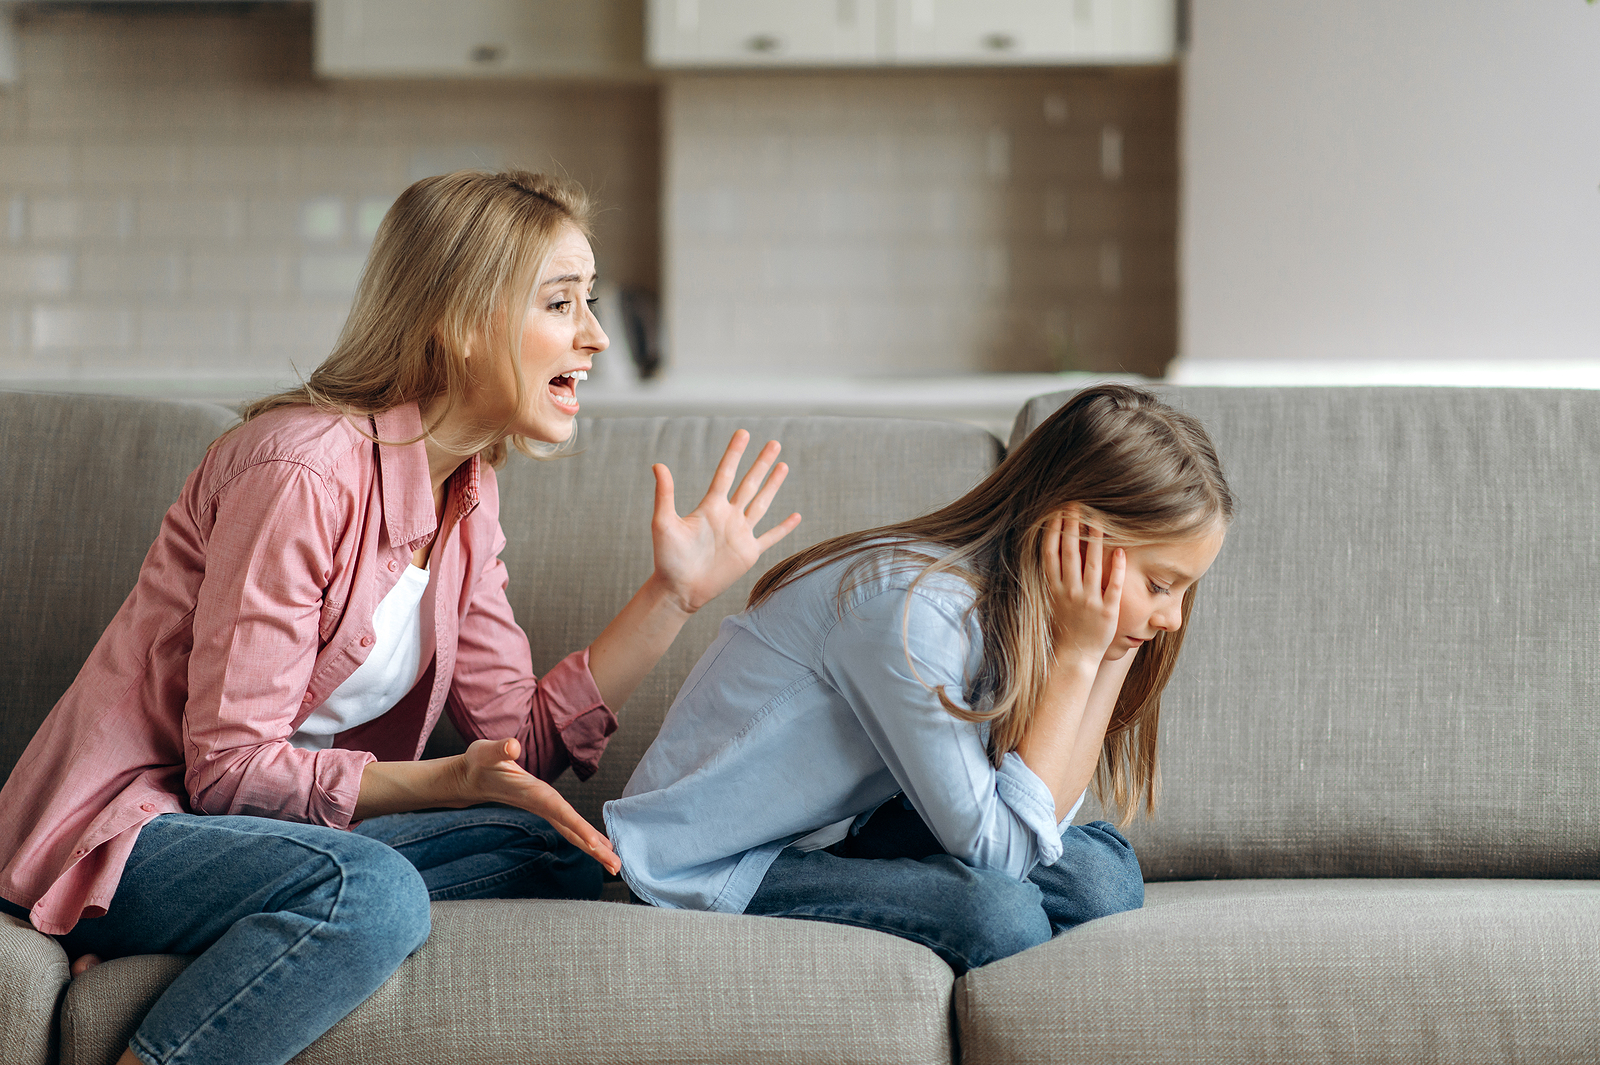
{"left": 1102, "top": 522, "right": 1227, "bottom": 661}
{"left": 470, "top": 224, "right": 609, "bottom": 444}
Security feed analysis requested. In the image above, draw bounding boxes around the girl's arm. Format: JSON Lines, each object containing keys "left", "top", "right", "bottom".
{"left": 586, "top": 429, "right": 801, "bottom": 708}
{"left": 1015, "top": 509, "right": 1129, "bottom": 820}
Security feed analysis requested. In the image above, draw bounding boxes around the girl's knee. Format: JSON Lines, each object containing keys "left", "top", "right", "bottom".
{"left": 1053, "top": 821, "right": 1144, "bottom": 922}
{"left": 944, "top": 866, "right": 1051, "bottom": 970}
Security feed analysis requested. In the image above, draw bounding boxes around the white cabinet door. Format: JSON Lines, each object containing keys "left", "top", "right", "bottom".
{"left": 890, "top": 0, "right": 1175, "bottom": 65}
{"left": 316, "top": 0, "right": 648, "bottom": 79}
{"left": 647, "top": 0, "right": 881, "bottom": 67}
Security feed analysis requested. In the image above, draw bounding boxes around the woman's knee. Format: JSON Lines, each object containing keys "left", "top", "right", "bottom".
{"left": 329, "top": 834, "right": 432, "bottom": 958}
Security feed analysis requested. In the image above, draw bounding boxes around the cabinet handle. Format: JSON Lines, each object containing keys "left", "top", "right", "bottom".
{"left": 746, "top": 34, "right": 781, "bottom": 53}
{"left": 470, "top": 44, "right": 505, "bottom": 64}
{"left": 982, "top": 33, "right": 1017, "bottom": 51}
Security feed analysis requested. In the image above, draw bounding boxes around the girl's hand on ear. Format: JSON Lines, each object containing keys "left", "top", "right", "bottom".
{"left": 1044, "top": 504, "right": 1125, "bottom": 665}
{"left": 457, "top": 738, "right": 620, "bottom": 875}
{"left": 648, "top": 430, "right": 802, "bottom": 614}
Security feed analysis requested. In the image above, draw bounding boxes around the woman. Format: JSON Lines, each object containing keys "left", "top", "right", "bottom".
{"left": 0, "top": 169, "right": 800, "bottom": 1065}
{"left": 607, "top": 385, "right": 1231, "bottom": 973}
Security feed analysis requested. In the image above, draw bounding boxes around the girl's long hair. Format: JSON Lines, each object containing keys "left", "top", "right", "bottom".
{"left": 749, "top": 384, "right": 1233, "bottom": 824}
{"left": 236, "top": 168, "right": 594, "bottom": 466}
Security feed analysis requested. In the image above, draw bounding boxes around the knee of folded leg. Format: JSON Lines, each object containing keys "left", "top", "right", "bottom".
{"left": 955, "top": 872, "right": 1052, "bottom": 964}
{"left": 1077, "top": 825, "right": 1146, "bottom": 917}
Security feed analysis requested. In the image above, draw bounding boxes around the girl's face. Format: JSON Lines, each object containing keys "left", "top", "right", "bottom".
{"left": 1103, "top": 523, "right": 1227, "bottom": 661}
{"left": 469, "top": 224, "right": 609, "bottom": 444}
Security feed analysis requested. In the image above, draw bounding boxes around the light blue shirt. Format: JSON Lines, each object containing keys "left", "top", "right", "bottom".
{"left": 605, "top": 548, "right": 1080, "bottom": 913}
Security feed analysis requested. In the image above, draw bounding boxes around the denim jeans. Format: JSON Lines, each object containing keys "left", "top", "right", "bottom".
{"left": 743, "top": 796, "right": 1144, "bottom": 974}
{"left": 0, "top": 805, "right": 599, "bottom": 1065}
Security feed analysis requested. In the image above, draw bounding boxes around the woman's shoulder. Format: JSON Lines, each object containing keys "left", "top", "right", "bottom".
{"left": 205, "top": 404, "right": 371, "bottom": 487}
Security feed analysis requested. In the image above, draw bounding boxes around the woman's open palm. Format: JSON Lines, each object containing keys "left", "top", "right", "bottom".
{"left": 650, "top": 430, "right": 802, "bottom": 613}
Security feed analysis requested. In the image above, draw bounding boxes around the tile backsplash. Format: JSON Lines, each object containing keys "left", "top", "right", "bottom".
{"left": 0, "top": 3, "right": 659, "bottom": 388}
{"left": 664, "top": 68, "right": 1176, "bottom": 377}
{"left": 0, "top": 4, "right": 1175, "bottom": 387}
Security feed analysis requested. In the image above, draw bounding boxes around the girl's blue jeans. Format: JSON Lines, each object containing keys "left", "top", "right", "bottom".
{"left": 743, "top": 797, "right": 1144, "bottom": 974}
{"left": 0, "top": 806, "right": 600, "bottom": 1065}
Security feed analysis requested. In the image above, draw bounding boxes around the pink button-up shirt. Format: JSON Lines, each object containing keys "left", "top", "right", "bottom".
{"left": 0, "top": 403, "right": 617, "bottom": 935}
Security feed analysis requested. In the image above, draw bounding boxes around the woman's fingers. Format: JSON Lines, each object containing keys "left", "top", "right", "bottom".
{"left": 701, "top": 430, "right": 751, "bottom": 505}
{"left": 754, "top": 511, "right": 803, "bottom": 551}
{"left": 650, "top": 463, "right": 677, "bottom": 524}
{"left": 537, "top": 795, "right": 621, "bottom": 875}
{"left": 729, "top": 439, "right": 783, "bottom": 510}
{"left": 740, "top": 456, "right": 787, "bottom": 524}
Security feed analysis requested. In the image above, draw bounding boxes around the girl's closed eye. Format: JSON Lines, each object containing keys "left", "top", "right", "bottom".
{"left": 1148, "top": 579, "right": 1170, "bottom": 595}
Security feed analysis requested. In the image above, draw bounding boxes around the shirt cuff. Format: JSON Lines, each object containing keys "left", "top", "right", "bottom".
{"left": 309, "top": 747, "right": 377, "bottom": 829}
{"left": 538, "top": 648, "right": 618, "bottom": 782}
{"left": 994, "top": 751, "right": 1066, "bottom": 869}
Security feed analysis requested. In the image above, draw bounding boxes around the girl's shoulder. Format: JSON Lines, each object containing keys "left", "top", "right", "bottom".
{"left": 798, "top": 540, "right": 979, "bottom": 617}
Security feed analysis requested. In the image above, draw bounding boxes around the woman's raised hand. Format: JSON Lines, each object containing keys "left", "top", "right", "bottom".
{"left": 458, "top": 738, "right": 620, "bottom": 875}
{"left": 648, "top": 430, "right": 802, "bottom": 614}
{"left": 1044, "top": 505, "right": 1125, "bottom": 664}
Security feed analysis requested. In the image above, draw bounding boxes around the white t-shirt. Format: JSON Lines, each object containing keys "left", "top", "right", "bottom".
{"left": 289, "top": 563, "right": 433, "bottom": 751}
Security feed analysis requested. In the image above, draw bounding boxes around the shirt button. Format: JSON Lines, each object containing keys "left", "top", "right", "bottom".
{"left": 387, "top": 559, "right": 398, "bottom": 572}
{"left": 140, "top": 803, "right": 156, "bottom": 813}
{"left": 360, "top": 635, "right": 374, "bottom": 647}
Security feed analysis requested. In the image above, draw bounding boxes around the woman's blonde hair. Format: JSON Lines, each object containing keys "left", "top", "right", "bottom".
{"left": 237, "top": 168, "right": 594, "bottom": 466}
{"left": 749, "top": 384, "right": 1233, "bottom": 824}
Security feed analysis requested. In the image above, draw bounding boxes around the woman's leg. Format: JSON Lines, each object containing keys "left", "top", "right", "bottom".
{"left": 58, "top": 813, "right": 431, "bottom": 1065}
{"left": 743, "top": 847, "right": 1051, "bottom": 975}
{"left": 1028, "top": 820, "right": 1145, "bottom": 935}
{"left": 351, "top": 804, "right": 603, "bottom": 901}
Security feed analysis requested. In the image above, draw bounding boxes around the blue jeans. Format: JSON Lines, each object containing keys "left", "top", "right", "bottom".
{"left": 0, "top": 805, "right": 600, "bottom": 1065}
{"left": 743, "top": 797, "right": 1143, "bottom": 974}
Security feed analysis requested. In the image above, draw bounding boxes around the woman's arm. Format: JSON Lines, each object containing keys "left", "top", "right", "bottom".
{"left": 1015, "top": 509, "right": 1129, "bottom": 819}
{"left": 355, "top": 738, "right": 620, "bottom": 874}
{"left": 586, "top": 430, "right": 801, "bottom": 708}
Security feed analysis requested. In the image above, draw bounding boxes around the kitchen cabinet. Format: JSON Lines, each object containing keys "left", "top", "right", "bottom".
{"left": 647, "top": 0, "right": 1176, "bottom": 68}
{"left": 648, "top": 0, "right": 880, "bottom": 67}
{"left": 315, "top": 0, "right": 649, "bottom": 79}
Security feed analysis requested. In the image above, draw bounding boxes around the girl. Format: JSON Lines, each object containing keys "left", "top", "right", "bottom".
{"left": 606, "top": 384, "right": 1232, "bottom": 974}
{"left": 0, "top": 169, "right": 800, "bottom": 1065}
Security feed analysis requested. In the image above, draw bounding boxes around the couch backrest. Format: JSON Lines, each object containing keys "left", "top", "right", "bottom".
{"left": 0, "top": 391, "right": 241, "bottom": 782}
{"left": 1010, "top": 386, "right": 1600, "bottom": 880}
{"left": 487, "top": 415, "right": 1003, "bottom": 825}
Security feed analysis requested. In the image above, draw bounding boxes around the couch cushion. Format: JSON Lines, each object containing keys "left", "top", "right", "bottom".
{"left": 0, "top": 913, "right": 70, "bottom": 1065}
{"left": 1010, "top": 387, "right": 1600, "bottom": 879}
{"left": 956, "top": 878, "right": 1600, "bottom": 1065}
{"left": 0, "top": 391, "right": 240, "bottom": 786}
{"left": 61, "top": 899, "right": 955, "bottom": 1065}
{"left": 455, "top": 414, "right": 1003, "bottom": 823}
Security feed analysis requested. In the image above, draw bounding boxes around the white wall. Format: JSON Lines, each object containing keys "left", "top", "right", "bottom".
{"left": 1181, "top": 1, "right": 1600, "bottom": 365}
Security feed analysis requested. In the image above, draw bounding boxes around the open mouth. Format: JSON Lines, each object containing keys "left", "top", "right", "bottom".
{"left": 548, "top": 369, "right": 587, "bottom": 411}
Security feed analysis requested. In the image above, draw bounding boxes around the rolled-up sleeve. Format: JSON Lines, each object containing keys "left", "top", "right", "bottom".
{"left": 821, "top": 586, "right": 1064, "bottom": 878}
{"left": 184, "top": 461, "right": 375, "bottom": 827}
{"left": 447, "top": 521, "right": 616, "bottom": 782}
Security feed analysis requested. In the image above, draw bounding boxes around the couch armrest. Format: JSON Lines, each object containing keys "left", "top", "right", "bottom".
{"left": 0, "top": 913, "right": 70, "bottom": 1065}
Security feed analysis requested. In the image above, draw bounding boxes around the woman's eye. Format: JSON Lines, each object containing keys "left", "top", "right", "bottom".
{"left": 586, "top": 297, "right": 599, "bottom": 309}
{"left": 548, "top": 299, "right": 571, "bottom": 312}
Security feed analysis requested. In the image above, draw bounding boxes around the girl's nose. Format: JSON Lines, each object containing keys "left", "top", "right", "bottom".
{"left": 1152, "top": 601, "right": 1182, "bottom": 633}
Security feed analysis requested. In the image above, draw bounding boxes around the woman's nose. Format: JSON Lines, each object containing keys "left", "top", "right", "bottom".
{"left": 579, "top": 302, "right": 609, "bottom": 353}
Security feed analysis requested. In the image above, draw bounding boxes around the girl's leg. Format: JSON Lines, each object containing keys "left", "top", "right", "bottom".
{"left": 58, "top": 813, "right": 431, "bottom": 1065}
{"left": 742, "top": 847, "right": 1051, "bottom": 975}
{"left": 351, "top": 804, "right": 603, "bottom": 901}
{"left": 1028, "top": 820, "right": 1145, "bottom": 935}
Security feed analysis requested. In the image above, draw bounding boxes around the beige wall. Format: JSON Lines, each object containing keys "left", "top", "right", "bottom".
{"left": 0, "top": 4, "right": 659, "bottom": 390}
{"left": 664, "top": 68, "right": 1176, "bottom": 377}
{"left": 1181, "top": 0, "right": 1600, "bottom": 365}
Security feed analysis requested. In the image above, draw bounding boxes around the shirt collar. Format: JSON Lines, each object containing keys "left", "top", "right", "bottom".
{"left": 372, "top": 403, "right": 482, "bottom": 550}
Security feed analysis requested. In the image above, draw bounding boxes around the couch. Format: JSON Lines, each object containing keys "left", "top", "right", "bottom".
{"left": 2, "top": 385, "right": 1596, "bottom": 1065}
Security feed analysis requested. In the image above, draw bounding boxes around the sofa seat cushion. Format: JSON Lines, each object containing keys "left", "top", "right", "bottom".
{"left": 0, "top": 913, "right": 70, "bottom": 1065}
{"left": 61, "top": 898, "right": 955, "bottom": 1065}
{"left": 955, "top": 878, "right": 1600, "bottom": 1064}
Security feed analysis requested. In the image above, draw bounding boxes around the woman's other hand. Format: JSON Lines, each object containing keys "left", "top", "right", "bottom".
{"left": 648, "top": 430, "right": 802, "bottom": 614}
{"left": 1044, "top": 505, "right": 1125, "bottom": 665}
{"left": 456, "top": 738, "right": 620, "bottom": 875}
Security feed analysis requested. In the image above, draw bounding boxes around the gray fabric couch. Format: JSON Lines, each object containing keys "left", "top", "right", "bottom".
{"left": 2, "top": 386, "right": 1597, "bottom": 1065}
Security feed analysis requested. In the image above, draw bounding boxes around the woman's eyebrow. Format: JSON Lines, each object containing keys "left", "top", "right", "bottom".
{"left": 540, "top": 271, "right": 597, "bottom": 286}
